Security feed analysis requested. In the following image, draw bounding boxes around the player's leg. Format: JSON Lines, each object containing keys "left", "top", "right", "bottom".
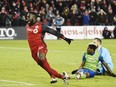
{"left": 37, "top": 52, "right": 54, "bottom": 76}
{"left": 37, "top": 47, "right": 64, "bottom": 83}
{"left": 38, "top": 53, "right": 58, "bottom": 83}
{"left": 38, "top": 54, "right": 68, "bottom": 83}
{"left": 96, "top": 67, "right": 104, "bottom": 75}
{"left": 75, "top": 68, "right": 95, "bottom": 79}
{"left": 51, "top": 69, "right": 64, "bottom": 79}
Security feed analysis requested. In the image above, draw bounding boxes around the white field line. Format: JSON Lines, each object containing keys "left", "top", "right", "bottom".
{"left": 0, "top": 46, "right": 116, "bottom": 55}
{"left": 0, "top": 46, "right": 82, "bottom": 53}
{"left": 0, "top": 84, "right": 18, "bottom": 87}
{"left": 0, "top": 46, "right": 29, "bottom": 50}
{"left": 0, "top": 79, "right": 35, "bottom": 86}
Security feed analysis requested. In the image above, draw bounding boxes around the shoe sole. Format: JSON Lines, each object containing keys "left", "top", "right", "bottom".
{"left": 50, "top": 80, "right": 58, "bottom": 84}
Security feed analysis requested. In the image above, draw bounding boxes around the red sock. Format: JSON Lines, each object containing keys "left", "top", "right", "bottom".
{"left": 39, "top": 58, "right": 64, "bottom": 79}
{"left": 51, "top": 69, "right": 64, "bottom": 79}
{"left": 39, "top": 58, "right": 54, "bottom": 78}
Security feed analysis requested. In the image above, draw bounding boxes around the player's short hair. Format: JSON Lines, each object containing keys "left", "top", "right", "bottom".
{"left": 29, "top": 12, "right": 38, "bottom": 19}
{"left": 88, "top": 42, "right": 97, "bottom": 51}
{"left": 94, "top": 38, "right": 102, "bottom": 44}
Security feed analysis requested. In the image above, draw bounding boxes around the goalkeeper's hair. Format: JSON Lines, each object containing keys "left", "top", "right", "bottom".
{"left": 94, "top": 38, "right": 102, "bottom": 44}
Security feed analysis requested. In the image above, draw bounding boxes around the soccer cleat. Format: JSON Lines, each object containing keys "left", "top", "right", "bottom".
{"left": 76, "top": 74, "right": 81, "bottom": 79}
{"left": 76, "top": 72, "right": 84, "bottom": 79}
{"left": 62, "top": 71, "right": 70, "bottom": 85}
{"left": 62, "top": 71, "right": 70, "bottom": 79}
{"left": 63, "top": 77, "right": 69, "bottom": 85}
{"left": 50, "top": 78, "right": 57, "bottom": 84}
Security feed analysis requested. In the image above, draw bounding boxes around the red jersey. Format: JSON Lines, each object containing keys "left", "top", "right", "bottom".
{"left": 26, "top": 22, "right": 64, "bottom": 61}
{"left": 26, "top": 22, "right": 47, "bottom": 57}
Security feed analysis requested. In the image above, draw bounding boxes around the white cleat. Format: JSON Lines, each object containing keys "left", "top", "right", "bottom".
{"left": 50, "top": 78, "right": 57, "bottom": 84}
{"left": 63, "top": 78, "right": 69, "bottom": 85}
{"left": 63, "top": 71, "right": 70, "bottom": 79}
{"left": 62, "top": 71, "right": 70, "bottom": 85}
{"left": 76, "top": 72, "right": 83, "bottom": 79}
{"left": 76, "top": 74, "right": 81, "bottom": 79}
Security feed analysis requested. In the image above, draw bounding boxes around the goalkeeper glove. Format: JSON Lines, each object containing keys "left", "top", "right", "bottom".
{"left": 64, "top": 37, "right": 73, "bottom": 45}
{"left": 110, "top": 73, "right": 116, "bottom": 77}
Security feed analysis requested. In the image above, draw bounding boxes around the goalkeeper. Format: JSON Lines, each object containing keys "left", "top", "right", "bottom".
{"left": 93, "top": 38, "right": 114, "bottom": 75}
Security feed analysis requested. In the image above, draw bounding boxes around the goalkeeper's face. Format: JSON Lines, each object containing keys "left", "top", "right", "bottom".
{"left": 93, "top": 40, "right": 99, "bottom": 48}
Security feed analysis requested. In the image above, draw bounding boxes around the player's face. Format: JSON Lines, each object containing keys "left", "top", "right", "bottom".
{"left": 87, "top": 47, "right": 93, "bottom": 54}
{"left": 27, "top": 13, "right": 34, "bottom": 23}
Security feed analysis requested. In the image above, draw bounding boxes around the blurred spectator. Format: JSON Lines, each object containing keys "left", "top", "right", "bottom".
{"left": 39, "top": 7, "right": 46, "bottom": 22}
{"left": 82, "top": 10, "right": 90, "bottom": 25}
{"left": 53, "top": 10, "right": 64, "bottom": 39}
{"left": 62, "top": 7, "right": 70, "bottom": 25}
{"left": 107, "top": 7, "right": 114, "bottom": 25}
{"left": 0, "top": 0, "right": 116, "bottom": 26}
{"left": 70, "top": 4, "right": 78, "bottom": 25}
{"left": 0, "top": 7, "right": 12, "bottom": 27}
{"left": 111, "top": 0, "right": 116, "bottom": 16}
{"left": 56, "top": 1, "right": 64, "bottom": 16}
{"left": 76, "top": 7, "right": 83, "bottom": 25}
{"left": 113, "top": 26, "right": 116, "bottom": 38}
{"left": 46, "top": 6, "right": 55, "bottom": 26}
{"left": 89, "top": 9, "right": 97, "bottom": 25}
{"left": 21, "top": 5, "right": 28, "bottom": 18}
{"left": 66, "top": 19, "right": 71, "bottom": 26}
{"left": 97, "top": 9, "right": 107, "bottom": 25}
{"left": 102, "top": 27, "right": 111, "bottom": 39}
{"left": 113, "top": 15, "right": 116, "bottom": 25}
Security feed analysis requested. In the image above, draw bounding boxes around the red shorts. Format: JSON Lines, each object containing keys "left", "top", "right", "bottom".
{"left": 38, "top": 46, "right": 48, "bottom": 54}
{"left": 31, "top": 45, "right": 48, "bottom": 63}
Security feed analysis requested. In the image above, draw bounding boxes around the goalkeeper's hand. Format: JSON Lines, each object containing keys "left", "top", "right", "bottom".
{"left": 110, "top": 73, "right": 116, "bottom": 77}
{"left": 71, "top": 69, "right": 78, "bottom": 74}
{"left": 64, "top": 37, "right": 73, "bottom": 45}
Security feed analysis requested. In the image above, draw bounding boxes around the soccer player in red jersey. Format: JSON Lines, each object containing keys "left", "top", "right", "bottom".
{"left": 25, "top": 12, "right": 73, "bottom": 84}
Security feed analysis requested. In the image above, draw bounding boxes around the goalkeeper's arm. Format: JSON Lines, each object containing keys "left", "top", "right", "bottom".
{"left": 102, "top": 62, "right": 116, "bottom": 77}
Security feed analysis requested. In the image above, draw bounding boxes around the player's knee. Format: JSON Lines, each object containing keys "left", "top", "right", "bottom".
{"left": 85, "top": 73, "right": 90, "bottom": 78}
{"left": 87, "top": 71, "right": 95, "bottom": 78}
{"left": 37, "top": 52, "right": 46, "bottom": 60}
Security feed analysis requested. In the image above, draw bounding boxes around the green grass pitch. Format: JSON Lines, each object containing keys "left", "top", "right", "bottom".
{"left": 0, "top": 39, "right": 116, "bottom": 87}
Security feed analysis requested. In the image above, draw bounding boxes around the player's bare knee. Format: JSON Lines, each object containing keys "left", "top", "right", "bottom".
{"left": 85, "top": 73, "right": 89, "bottom": 78}
{"left": 37, "top": 52, "right": 46, "bottom": 60}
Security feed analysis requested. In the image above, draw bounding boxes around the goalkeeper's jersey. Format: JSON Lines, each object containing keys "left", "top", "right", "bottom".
{"left": 82, "top": 51, "right": 104, "bottom": 72}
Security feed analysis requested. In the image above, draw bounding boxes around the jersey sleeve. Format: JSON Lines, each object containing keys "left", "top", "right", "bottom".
{"left": 42, "top": 24, "right": 64, "bottom": 39}
{"left": 99, "top": 55, "right": 104, "bottom": 63}
{"left": 82, "top": 53, "right": 86, "bottom": 62}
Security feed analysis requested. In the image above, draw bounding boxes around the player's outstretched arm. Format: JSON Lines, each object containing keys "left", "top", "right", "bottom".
{"left": 42, "top": 24, "right": 73, "bottom": 44}
{"left": 71, "top": 61, "right": 85, "bottom": 74}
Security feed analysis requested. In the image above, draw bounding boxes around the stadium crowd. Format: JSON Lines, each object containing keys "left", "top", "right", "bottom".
{"left": 0, "top": 0, "right": 116, "bottom": 27}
